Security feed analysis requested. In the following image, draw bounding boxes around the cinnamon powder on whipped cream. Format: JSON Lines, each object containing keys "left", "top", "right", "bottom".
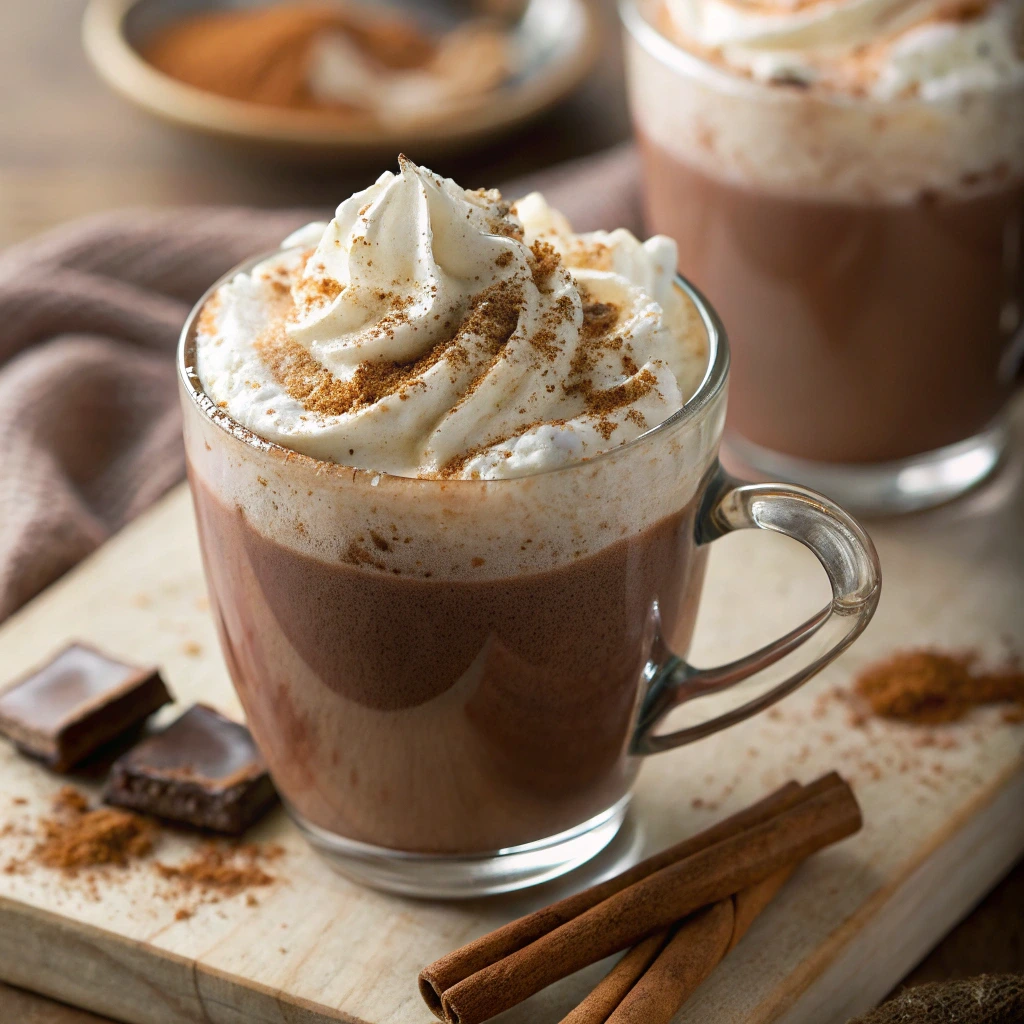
{"left": 256, "top": 277, "right": 525, "bottom": 418}
{"left": 195, "top": 161, "right": 707, "bottom": 480}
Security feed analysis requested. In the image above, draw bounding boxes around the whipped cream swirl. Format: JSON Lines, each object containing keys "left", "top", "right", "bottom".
{"left": 664, "top": 0, "right": 1024, "bottom": 99}
{"left": 195, "top": 159, "right": 706, "bottom": 480}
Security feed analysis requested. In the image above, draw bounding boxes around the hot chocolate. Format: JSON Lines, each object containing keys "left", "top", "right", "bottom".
{"left": 642, "top": 152, "right": 1022, "bottom": 463}
{"left": 181, "top": 162, "right": 881, "bottom": 895}
{"left": 184, "top": 160, "right": 716, "bottom": 856}
{"left": 624, "top": 0, "right": 1024, "bottom": 507}
{"left": 191, "top": 475, "right": 707, "bottom": 852}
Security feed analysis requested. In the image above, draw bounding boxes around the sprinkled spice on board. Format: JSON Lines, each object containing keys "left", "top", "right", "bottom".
{"left": 31, "top": 787, "right": 156, "bottom": 874}
{"left": 853, "top": 650, "right": 1024, "bottom": 725}
{"left": 2, "top": 786, "right": 285, "bottom": 917}
{"left": 156, "top": 842, "right": 283, "bottom": 896}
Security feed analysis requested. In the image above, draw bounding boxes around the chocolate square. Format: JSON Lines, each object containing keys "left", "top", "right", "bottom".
{"left": 0, "top": 643, "right": 173, "bottom": 771}
{"left": 104, "top": 704, "right": 277, "bottom": 834}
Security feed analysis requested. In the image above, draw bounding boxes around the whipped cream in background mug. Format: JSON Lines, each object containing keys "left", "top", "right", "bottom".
{"left": 624, "top": 0, "right": 1024, "bottom": 514}
{"left": 196, "top": 158, "right": 708, "bottom": 480}
{"left": 663, "top": 0, "right": 1024, "bottom": 100}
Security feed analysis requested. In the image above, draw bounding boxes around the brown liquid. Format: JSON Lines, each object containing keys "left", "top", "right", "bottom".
{"left": 190, "top": 469, "right": 708, "bottom": 853}
{"left": 640, "top": 134, "right": 1024, "bottom": 463}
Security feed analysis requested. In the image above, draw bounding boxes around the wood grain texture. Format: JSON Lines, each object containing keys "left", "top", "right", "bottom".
{"left": 5, "top": 858, "right": 1023, "bottom": 1023}
{"left": 0, "top": 402, "right": 1022, "bottom": 1024}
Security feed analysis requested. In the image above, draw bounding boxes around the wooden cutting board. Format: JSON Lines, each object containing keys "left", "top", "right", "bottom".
{"left": 1, "top": 408, "right": 1023, "bottom": 1024}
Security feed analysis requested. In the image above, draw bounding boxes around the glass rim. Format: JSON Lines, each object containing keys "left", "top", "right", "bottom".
{"left": 618, "top": 0, "right": 1020, "bottom": 109}
{"left": 177, "top": 250, "right": 730, "bottom": 486}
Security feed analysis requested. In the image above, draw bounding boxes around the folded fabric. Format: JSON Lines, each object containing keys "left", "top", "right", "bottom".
{"left": 0, "top": 145, "right": 638, "bottom": 622}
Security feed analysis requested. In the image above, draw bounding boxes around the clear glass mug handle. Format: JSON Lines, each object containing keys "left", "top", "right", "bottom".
{"left": 632, "top": 470, "right": 882, "bottom": 756}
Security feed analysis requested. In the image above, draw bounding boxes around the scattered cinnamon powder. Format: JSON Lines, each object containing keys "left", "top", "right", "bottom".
{"left": 53, "top": 785, "right": 90, "bottom": 815}
{"left": 853, "top": 650, "right": 1024, "bottom": 725}
{"left": 566, "top": 300, "right": 624, "bottom": 379}
{"left": 4, "top": 789, "right": 282, "bottom": 916}
{"left": 257, "top": 278, "right": 522, "bottom": 422}
{"left": 33, "top": 789, "right": 156, "bottom": 874}
{"left": 294, "top": 272, "right": 343, "bottom": 309}
{"left": 570, "top": 368, "right": 660, "bottom": 419}
{"left": 580, "top": 301, "right": 620, "bottom": 341}
{"left": 156, "top": 843, "right": 282, "bottom": 896}
{"left": 529, "top": 240, "right": 561, "bottom": 288}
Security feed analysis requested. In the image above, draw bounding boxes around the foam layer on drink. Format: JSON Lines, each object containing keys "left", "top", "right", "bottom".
{"left": 184, "top": 310, "right": 722, "bottom": 583}
{"left": 627, "top": 0, "right": 1024, "bottom": 201}
{"left": 195, "top": 159, "right": 708, "bottom": 479}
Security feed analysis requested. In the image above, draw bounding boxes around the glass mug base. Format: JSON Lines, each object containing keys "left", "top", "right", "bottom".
{"left": 724, "top": 419, "right": 1008, "bottom": 516}
{"left": 285, "top": 795, "right": 632, "bottom": 899}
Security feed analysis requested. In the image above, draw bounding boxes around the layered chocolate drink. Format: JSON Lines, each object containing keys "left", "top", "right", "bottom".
{"left": 624, "top": 0, "right": 1024, "bottom": 508}
{"left": 182, "top": 160, "right": 717, "bottom": 860}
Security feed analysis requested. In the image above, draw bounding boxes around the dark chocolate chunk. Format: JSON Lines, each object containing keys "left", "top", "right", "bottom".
{"left": 0, "top": 643, "right": 173, "bottom": 772}
{"left": 104, "top": 704, "right": 277, "bottom": 834}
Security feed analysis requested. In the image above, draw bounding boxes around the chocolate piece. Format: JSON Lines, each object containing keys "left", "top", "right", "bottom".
{"left": 104, "top": 704, "right": 277, "bottom": 834}
{"left": 0, "top": 643, "right": 173, "bottom": 771}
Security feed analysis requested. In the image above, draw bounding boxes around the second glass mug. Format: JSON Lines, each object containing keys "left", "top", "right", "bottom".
{"left": 179, "top": 259, "right": 881, "bottom": 897}
{"left": 622, "top": 0, "right": 1024, "bottom": 514}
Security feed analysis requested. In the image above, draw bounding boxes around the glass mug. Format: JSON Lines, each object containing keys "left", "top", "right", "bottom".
{"left": 179, "top": 259, "right": 881, "bottom": 897}
{"left": 622, "top": 0, "right": 1024, "bottom": 514}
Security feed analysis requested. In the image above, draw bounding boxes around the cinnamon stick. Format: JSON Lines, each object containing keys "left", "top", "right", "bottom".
{"left": 439, "top": 779, "right": 861, "bottom": 1024}
{"left": 594, "top": 865, "right": 797, "bottom": 1023}
{"left": 419, "top": 778, "right": 815, "bottom": 1013}
{"left": 562, "top": 862, "right": 798, "bottom": 1024}
{"left": 558, "top": 930, "right": 669, "bottom": 1024}
{"left": 607, "top": 900, "right": 735, "bottom": 1023}
{"left": 729, "top": 864, "right": 797, "bottom": 950}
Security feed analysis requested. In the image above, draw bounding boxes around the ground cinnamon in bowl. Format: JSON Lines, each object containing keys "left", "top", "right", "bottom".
{"left": 142, "top": 1, "right": 511, "bottom": 121}
{"left": 853, "top": 650, "right": 1024, "bottom": 725}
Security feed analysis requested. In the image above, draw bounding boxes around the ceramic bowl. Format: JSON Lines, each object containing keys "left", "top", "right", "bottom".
{"left": 82, "top": 0, "right": 599, "bottom": 158}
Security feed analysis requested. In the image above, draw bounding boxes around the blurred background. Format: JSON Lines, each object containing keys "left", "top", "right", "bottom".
{"left": 1, "top": 0, "right": 625, "bottom": 246}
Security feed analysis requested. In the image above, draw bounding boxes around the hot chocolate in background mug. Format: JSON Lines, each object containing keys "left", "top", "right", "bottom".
{"left": 622, "top": 0, "right": 1024, "bottom": 514}
{"left": 179, "top": 167, "right": 880, "bottom": 897}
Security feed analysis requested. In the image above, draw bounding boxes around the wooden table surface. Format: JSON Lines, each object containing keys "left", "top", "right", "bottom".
{"left": 0, "top": 1, "right": 1020, "bottom": 1020}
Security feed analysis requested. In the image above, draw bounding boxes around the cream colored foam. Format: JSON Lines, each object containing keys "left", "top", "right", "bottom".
{"left": 181, "top": 284, "right": 723, "bottom": 582}
{"left": 661, "top": 0, "right": 1024, "bottom": 100}
{"left": 626, "top": 0, "right": 1024, "bottom": 203}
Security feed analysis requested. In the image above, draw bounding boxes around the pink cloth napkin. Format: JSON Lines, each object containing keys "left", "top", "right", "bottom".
{"left": 0, "top": 146, "right": 639, "bottom": 621}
